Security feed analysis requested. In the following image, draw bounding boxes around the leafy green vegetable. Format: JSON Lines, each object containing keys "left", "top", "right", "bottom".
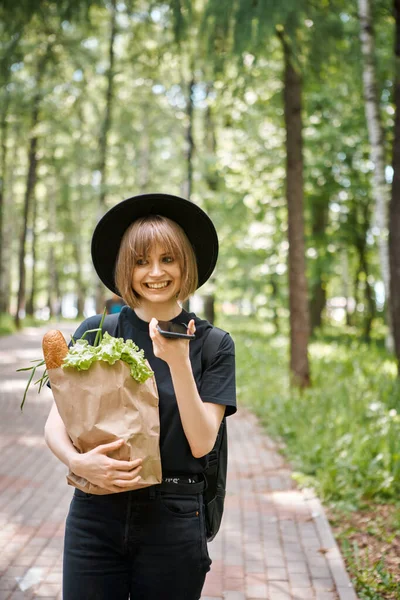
{"left": 63, "top": 332, "right": 153, "bottom": 383}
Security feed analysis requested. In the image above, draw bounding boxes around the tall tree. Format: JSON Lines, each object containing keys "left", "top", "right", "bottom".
{"left": 15, "top": 43, "right": 52, "bottom": 328}
{"left": 201, "top": 83, "right": 219, "bottom": 324}
{"left": 390, "top": 0, "right": 400, "bottom": 374}
{"left": 278, "top": 28, "right": 310, "bottom": 386}
{"left": 95, "top": 0, "right": 117, "bottom": 314}
{"left": 358, "top": 0, "right": 393, "bottom": 349}
{"left": 25, "top": 193, "right": 38, "bottom": 317}
{"left": 0, "top": 91, "right": 9, "bottom": 314}
{"left": 199, "top": 1, "right": 322, "bottom": 385}
{"left": 309, "top": 198, "right": 329, "bottom": 333}
{"left": 181, "top": 68, "right": 195, "bottom": 200}
{"left": 0, "top": 28, "right": 24, "bottom": 314}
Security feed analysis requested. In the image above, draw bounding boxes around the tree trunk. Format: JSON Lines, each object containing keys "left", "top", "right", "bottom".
{"left": 181, "top": 68, "right": 196, "bottom": 314}
{"left": 341, "top": 250, "right": 352, "bottom": 326}
{"left": 1, "top": 125, "right": 19, "bottom": 315}
{"left": 138, "top": 106, "right": 151, "bottom": 192}
{"left": 95, "top": 0, "right": 117, "bottom": 314}
{"left": 310, "top": 199, "right": 329, "bottom": 333}
{"left": 15, "top": 134, "right": 38, "bottom": 329}
{"left": 182, "top": 72, "right": 195, "bottom": 200}
{"left": 203, "top": 293, "right": 215, "bottom": 324}
{"left": 46, "top": 178, "right": 58, "bottom": 319}
{"left": 357, "top": 242, "right": 375, "bottom": 341}
{"left": 390, "top": 0, "right": 400, "bottom": 373}
{"left": 279, "top": 31, "right": 311, "bottom": 387}
{"left": 271, "top": 275, "right": 280, "bottom": 334}
{"left": 47, "top": 246, "right": 57, "bottom": 319}
{"left": 25, "top": 195, "right": 38, "bottom": 317}
{"left": 15, "top": 45, "right": 50, "bottom": 328}
{"left": 202, "top": 83, "right": 217, "bottom": 322}
{"left": 358, "top": 0, "right": 393, "bottom": 349}
{"left": 0, "top": 92, "right": 9, "bottom": 313}
{"left": 310, "top": 278, "right": 326, "bottom": 332}
{"left": 72, "top": 211, "right": 86, "bottom": 319}
{"left": 0, "top": 33, "right": 21, "bottom": 313}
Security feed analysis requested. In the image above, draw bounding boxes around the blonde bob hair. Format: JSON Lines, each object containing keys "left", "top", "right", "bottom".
{"left": 114, "top": 215, "right": 198, "bottom": 308}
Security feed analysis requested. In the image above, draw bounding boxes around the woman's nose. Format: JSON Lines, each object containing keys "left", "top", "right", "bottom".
{"left": 149, "top": 261, "right": 163, "bottom": 276}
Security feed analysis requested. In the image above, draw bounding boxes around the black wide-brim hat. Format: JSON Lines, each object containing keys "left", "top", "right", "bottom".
{"left": 91, "top": 193, "right": 219, "bottom": 295}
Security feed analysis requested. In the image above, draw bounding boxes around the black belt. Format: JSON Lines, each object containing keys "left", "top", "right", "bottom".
{"left": 157, "top": 474, "right": 205, "bottom": 495}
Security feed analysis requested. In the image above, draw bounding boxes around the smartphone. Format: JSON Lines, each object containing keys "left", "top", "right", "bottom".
{"left": 156, "top": 321, "right": 195, "bottom": 340}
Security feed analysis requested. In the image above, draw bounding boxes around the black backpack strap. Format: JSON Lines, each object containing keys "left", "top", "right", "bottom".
{"left": 201, "top": 326, "right": 227, "bottom": 372}
{"left": 80, "top": 313, "right": 119, "bottom": 346}
{"left": 102, "top": 313, "right": 120, "bottom": 337}
{"left": 201, "top": 326, "right": 229, "bottom": 518}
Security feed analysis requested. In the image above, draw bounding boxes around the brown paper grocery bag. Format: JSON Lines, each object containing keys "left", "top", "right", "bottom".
{"left": 47, "top": 360, "right": 161, "bottom": 495}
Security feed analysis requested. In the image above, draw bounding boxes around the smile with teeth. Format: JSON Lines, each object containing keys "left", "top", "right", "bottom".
{"left": 145, "top": 281, "right": 171, "bottom": 289}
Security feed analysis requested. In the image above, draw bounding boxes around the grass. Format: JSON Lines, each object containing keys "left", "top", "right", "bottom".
{"left": 220, "top": 315, "right": 400, "bottom": 599}
{"left": 329, "top": 505, "right": 400, "bottom": 599}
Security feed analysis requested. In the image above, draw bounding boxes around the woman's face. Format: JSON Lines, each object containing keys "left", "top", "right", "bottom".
{"left": 131, "top": 243, "right": 182, "bottom": 306}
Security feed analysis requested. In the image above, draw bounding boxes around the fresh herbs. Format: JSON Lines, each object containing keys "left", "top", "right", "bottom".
{"left": 17, "top": 358, "right": 48, "bottom": 410}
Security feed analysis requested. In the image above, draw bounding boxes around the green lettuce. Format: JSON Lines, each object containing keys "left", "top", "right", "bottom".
{"left": 63, "top": 332, "right": 153, "bottom": 383}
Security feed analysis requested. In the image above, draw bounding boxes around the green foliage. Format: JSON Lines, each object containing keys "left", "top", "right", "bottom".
{"left": 0, "top": 313, "right": 15, "bottom": 336}
{"left": 223, "top": 315, "right": 400, "bottom": 508}
{"left": 0, "top": 0, "right": 396, "bottom": 343}
{"left": 341, "top": 540, "right": 400, "bottom": 599}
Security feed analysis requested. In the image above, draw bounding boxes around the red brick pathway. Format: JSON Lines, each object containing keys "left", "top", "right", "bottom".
{"left": 0, "top": 325, "right": 358, "bottom": 599}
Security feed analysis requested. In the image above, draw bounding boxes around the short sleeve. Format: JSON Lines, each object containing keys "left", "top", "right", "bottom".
{"left": 199, "top": 333, "right": 237, "bottom": 416}
{"left": 46, "top": 315, "right": 101, "bottom": 390}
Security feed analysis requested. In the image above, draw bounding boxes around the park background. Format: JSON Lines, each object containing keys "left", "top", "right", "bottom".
{"left": 1, "top": 1, "right": 400, "bottom": 598}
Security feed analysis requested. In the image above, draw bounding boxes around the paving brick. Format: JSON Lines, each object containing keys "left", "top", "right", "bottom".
{"left": 315, "top": 592, "right": 338, "bottom": 600}
{"left": 312, "top": 578, "right": 335, "bottom": 591}
{"left": 291, "top": 588, "right": 315, "bottom": 599}
{"left": 268, "top": 593, "right": 291, "bottom": 600}
{"left": 286, "top": 561, "right": 308, "bottom": 574}
{"left": 0, "top": 577, "right": 18, "bottom": 592}
{"left": 336, "top": 588, "right": 358, "bottom": 600}
{"left": 8, "top": 592, "right": 34, "bottom": 600}
{"left": 268, "top": 581, "right": 291, "bottom": 596}
{"left": 289, "top": 572, "right": 312, "bottom": 587}
{"left": 267, "top": 567, "right": 288, "bottom": 581}
{"left": 245, "top": 573, "right": 268, "bottom": 599}
{"left": 224, "top": 579, "right": 245, "bottom": 593}
{"left": 33, "top": 582, "right": 60, "bottom": 597}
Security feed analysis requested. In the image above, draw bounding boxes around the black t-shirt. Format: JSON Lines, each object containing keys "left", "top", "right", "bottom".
{"left": 51, "top": 306, "right": 236, "bottom": 476}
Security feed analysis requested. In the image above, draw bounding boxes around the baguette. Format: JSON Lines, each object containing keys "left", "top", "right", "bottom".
{"left": 42, "top": 330, "right": 69, "bottom": 369}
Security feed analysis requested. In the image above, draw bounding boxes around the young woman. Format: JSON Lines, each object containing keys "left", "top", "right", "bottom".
{"left": 44, "top": 193, "right": 236, "bottom": 600}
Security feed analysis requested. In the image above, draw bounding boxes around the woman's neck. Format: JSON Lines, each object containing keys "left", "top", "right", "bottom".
{"left": 133, "top": 300, "right": 183, "bottom": 323}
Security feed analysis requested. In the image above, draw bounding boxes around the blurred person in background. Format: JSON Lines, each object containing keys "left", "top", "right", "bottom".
{"left": 105, "top": 292, "right": 126, "bottom": 314}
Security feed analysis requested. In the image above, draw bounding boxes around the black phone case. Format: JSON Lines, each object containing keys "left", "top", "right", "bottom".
{"left": 156, "top": 325, "right": 195, "bottom": 340}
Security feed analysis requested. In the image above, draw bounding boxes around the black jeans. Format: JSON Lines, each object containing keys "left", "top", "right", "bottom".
{"left": 63, "top": 485, "right": 212, "bottom": 600}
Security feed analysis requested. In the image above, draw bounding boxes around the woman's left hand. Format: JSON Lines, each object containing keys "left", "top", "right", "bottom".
{"left": 149, "top": 318, "right": 195, "bottom": 367}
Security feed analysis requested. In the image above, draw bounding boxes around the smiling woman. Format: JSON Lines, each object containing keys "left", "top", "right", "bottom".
{"left": 43, "top": 192, "right": 237, "bottom": 600}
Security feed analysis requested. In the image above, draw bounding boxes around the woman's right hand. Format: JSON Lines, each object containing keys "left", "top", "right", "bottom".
{"left": 69, "top": 439, "right": 143, "bottom": 493}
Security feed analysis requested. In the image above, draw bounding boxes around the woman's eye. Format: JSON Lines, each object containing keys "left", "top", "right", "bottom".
{"left": 162, "top": 256, "right": 174, "bottom": 263}
{"left": 136, "top": 258, "right": 147, "bottom": 266}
